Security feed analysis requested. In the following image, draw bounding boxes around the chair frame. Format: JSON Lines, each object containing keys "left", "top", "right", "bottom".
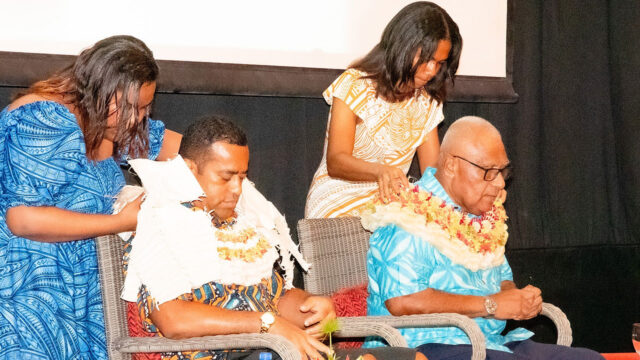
{"left": 297, "top": 217, "right": 573, "bottom": 360}
{"left": 96, "top": 234, "right": 409, "bottom": 360}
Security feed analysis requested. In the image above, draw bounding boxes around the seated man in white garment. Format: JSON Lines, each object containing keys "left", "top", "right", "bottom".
{"left": 119, "top": 115, "right": 422, "bottom": 360}
{"left": 362, "top": 116, "right": 604, "bottom": 360}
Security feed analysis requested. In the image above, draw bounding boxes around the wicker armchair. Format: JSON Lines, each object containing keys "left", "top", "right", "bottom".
{"left": 297, "top": 217, "right": 574, "bottom": 360}
{"left": 95, "top": 234, "right": 409, "bottom": 360}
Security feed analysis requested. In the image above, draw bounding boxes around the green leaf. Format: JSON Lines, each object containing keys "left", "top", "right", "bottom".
{"left": 321, "top": 318, "right": 341, "bottom": 335}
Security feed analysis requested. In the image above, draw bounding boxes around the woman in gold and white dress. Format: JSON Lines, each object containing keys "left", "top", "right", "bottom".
{"left": 305, "top": 1, "right": 462, "bottom": 218}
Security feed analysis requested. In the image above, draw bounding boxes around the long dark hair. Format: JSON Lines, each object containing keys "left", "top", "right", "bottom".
{"left": 21, "top": 35, "right": 159, "bottom": 159}
{"left": 351, "top": 2, "right": 462, "bottom": 103}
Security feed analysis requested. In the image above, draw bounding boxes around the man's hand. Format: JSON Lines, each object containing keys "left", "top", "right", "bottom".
{"left": 300, "top": 296, "right": 337, "bottom": 339}
{"left": 519, "top": 285, "right": 543, "bottom": 319}
{"left": 269, "top": 315, "right": 331, "bottom": 359}
{"left": 492, "top": 286, "right": 542, "bottom": 320}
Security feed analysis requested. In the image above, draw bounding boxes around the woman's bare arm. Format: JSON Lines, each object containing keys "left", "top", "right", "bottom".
{"left": 156, "top": 129, "right": 182, "bottom": 161}
{"left": 415, "top": 128, "right": 440, "bottom": 174}
{"left": 5, "top": 196, "right": 141, "bottom": 243}
{"left": 326, "top": 97, "right": 409, "bottom": 200}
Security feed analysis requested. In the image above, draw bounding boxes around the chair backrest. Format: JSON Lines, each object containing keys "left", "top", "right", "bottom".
{"left": 297, "top": 217, "right": 370, "bottom": 296}
{"left": 95, "top": 234, "right": 131, "bottom": 360}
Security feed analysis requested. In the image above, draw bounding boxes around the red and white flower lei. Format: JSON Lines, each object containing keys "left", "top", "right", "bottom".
{"left": 360, "top": 185, "right": 509, "bottom": 271}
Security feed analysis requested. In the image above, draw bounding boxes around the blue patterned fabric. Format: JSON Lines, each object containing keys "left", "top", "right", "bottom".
{"left": 365, "top": 167, "right": 533, "bottom": 352}
{"left": 0, "top": 101, "right": 165, "bottom": 360}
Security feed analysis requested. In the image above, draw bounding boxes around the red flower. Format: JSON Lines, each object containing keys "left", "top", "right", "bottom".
{"left": 456, "top": 231, "right": 469, "bottom": 245}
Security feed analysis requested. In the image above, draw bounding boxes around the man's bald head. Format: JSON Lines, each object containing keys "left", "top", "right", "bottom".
{"left": 435, "top": 116, "right": 510, "bottom": 215}
{"left": 439, "top": 116, "right": 504, "bottom": 165}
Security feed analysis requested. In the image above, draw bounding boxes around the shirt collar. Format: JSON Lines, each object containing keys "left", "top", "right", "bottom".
{"left": 415, "top": 167, "right": 480, "bottom": 218}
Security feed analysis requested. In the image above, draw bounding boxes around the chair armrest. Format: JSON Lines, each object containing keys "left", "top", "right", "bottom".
{"left": 541, "top": 302, "right": 573, "bottom": 346}
{"left": 114, "top": 334, "right": 299, "bottom": 360}
{"left": 338, "top": 314, "right": 486, "bottom": 360}
{"left": 336, "top": 317, "right": 408, "bottom": 347}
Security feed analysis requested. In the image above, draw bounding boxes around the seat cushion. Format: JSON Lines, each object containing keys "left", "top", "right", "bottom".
{"left": 331, "top": 284, "right": 368, "bottom": 317}
{"left": 331, "top": 284, "right": 368, "bottom": 348}
{"left": 127, "top": 301, "right": 162, "bottom": 360}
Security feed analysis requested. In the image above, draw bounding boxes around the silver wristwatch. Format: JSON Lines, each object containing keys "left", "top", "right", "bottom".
{"left": 484, "top": 297, "right": 498, "bottom": 316}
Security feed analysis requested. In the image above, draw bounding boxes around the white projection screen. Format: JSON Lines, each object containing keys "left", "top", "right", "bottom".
{"left": 0, "top": 0, "right": 516, "bottom": 102}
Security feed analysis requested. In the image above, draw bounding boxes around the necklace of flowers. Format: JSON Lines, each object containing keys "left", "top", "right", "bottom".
{"left": 366, "top": 185, "right": 508, "bottom": 254}
{"left": 215, "top": 225, "right": 272, "bottom": 263}
{"left": 188, "top": 201, "right": 271, "bottom": 262}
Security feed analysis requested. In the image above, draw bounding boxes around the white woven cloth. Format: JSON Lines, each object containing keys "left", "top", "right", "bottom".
{"left": 115, "top": 156, "right": 309, "bottom": 305}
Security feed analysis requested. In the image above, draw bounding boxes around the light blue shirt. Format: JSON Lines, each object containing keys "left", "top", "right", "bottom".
{"left": 364, "top": 167, "right": 533, "bottom": 351}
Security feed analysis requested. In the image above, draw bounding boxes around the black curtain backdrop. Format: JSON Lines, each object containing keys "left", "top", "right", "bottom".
{"left": 423, "top": 1, "right": 640, "bottom": 351}
{"left": 0, "top": 0, "right": 638, "bottom": 353}
{"left": 429, "top": 1, "right": 640, "bottom": 351}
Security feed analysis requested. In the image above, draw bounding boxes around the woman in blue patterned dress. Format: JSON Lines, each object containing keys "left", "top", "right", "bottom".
{"left": 0, "top": 35, "right": 182, "bottom": 359}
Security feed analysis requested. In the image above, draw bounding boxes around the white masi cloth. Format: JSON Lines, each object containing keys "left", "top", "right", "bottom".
{"left": 114, "top": 156, "right": 310, "bottom": 305}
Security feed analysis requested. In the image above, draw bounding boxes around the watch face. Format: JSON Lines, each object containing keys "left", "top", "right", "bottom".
{"left": 262, "top": 312, "right": 275, "bottom": 324}
{"left": 484, "top": 297, "right": 497, "bottom": 315}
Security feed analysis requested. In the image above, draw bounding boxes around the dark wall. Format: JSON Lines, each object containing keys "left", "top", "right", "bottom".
{"left": 1, "top": 0, "right": 638, "bottom": 353}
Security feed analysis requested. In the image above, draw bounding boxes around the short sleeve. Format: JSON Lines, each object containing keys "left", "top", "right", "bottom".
{"left": 413, "top": 97, "right": 444, "bottom": 148}
{"left": 0, "top": 102, "right": 86, "bottom": 209}
{"left": 116, "top": 118, "right": 165, "bottom": 165}
{"left": 368, "top": 225, "right": 433, "bottom": 302}
{"left": 322, "top": 69, "right": 375, "bottom": 120}
{"left": 146, "top": 118, "right": 165, "bottom": 160}
{"left": 498, "top": 257, "right": 514, "bottom": 282}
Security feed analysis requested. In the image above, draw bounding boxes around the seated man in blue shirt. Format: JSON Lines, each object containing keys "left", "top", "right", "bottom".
{"left": 362, "top": 116, "right": 604, "bottom": 360}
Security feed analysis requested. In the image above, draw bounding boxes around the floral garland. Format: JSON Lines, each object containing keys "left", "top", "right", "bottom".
{"left": 364, "top": 185, "right": 507, "bottom": 254}
{"left": 216, "top": 227, "right": 256, "bottom": 243}
{"left": 189, "top": 204, "right": 273, "bottom": 263}
{"left": 215, "top": 228, "right": 272, "bottom": 262}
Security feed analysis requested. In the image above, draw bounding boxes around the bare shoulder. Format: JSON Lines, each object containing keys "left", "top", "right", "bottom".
{"left": 7, "top": 93, "right": 57, "bottom": 111}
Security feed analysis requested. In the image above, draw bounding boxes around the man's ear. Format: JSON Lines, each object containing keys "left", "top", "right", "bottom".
{"left": 183, "top": 158, "right": 198, "bottom": 175}
{"left": 442, "top": 155, "right": 456, "bottom": 179}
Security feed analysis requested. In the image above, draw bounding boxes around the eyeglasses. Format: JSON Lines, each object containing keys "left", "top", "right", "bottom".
{"left": 453, "top": 155, "right": 512, "bottom": 181}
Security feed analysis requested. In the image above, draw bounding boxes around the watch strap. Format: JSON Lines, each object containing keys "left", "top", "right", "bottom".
{"left": 260, "top": 312, "right": 275, "bottom": 333}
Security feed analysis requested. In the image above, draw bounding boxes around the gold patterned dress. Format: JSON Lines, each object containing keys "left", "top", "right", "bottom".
{"left": 305, "top": 69, "right": 444, "bottom": 218}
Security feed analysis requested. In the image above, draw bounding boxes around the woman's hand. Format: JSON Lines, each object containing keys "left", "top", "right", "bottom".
{"left": 375, "top": 164, "right": 410, "bottom": 202}
{"left": 300, "top": 296, "right": 337, "bottom": 339}
{"left": 115, "top": 194, "right": 144, "bottom": 232}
